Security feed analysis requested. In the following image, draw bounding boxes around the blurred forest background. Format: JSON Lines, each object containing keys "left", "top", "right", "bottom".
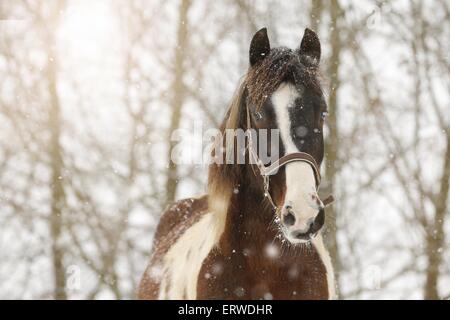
{"left": 0, "top": 0, "right": 449, "bottom": 299}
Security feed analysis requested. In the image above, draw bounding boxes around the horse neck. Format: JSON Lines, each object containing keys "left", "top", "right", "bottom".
{"left": 219, "top": 165, "right": 278, "bottom": 254}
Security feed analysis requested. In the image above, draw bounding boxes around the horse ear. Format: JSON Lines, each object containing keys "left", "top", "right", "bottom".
{"left": 249, "top": 28, "right": 270, "bottom": 67}
{"left": 298, "top": 28, "right": 321, "bottom": 65}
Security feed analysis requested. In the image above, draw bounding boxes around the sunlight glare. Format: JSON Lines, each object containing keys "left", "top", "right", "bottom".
{"left": 57, "top": 0, "right": 119, "bottom": 60}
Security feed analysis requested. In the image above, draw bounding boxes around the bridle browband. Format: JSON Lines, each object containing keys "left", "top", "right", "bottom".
{"left": 245, "top": 104, "right": 334, "bottom": 211}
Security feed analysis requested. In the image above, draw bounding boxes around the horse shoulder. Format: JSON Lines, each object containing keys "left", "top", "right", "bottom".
{"left": 137, "top": 195, "right": 210, "bottom": 299}
{"left": 153, "top": 195, "right": 208, "bottom": 247}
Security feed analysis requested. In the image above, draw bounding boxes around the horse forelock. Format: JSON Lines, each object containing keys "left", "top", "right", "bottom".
{"left": 247, "top": 47, "right": 323, "bottom": 112}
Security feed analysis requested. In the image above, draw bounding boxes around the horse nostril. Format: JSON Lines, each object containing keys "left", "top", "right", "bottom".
{"left": 294, "top": 230, "right": 310, "bottom": 240}
{"left": 283, "top": 212, "right": 295, "bottom": 226}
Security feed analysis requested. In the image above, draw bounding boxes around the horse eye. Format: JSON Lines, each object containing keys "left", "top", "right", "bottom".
{"left": 321, "top": 111, "right": 329, "bottom": 120}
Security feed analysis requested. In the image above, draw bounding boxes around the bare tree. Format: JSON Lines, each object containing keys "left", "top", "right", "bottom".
{"left": 165, "top": 0, "right": 192, "bottom": 205}
{"left": 0, "top": 0, "right": 448, "bottom": 300}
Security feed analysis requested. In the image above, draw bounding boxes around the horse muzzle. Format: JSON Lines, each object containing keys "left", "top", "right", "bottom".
{"left": 280, "top": 204, "right": 325, "bottom": 243}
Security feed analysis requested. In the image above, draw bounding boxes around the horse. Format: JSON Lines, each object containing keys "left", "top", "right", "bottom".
{"left": 138, "top": 27, "right": 335, "bottom": 300}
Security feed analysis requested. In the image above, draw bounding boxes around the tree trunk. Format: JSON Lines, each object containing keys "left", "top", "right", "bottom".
{"left": 47, "top": 42, "right": 66, "bottom": 301}
{"left": 424, "top": 133, "right": 450, "bottom": 299}
{"left": 165, "top": 0, "right": 191, "bottom": 206}
{"left": 44, "top": 3, "right": 67, "bottom": 300}
{"left": 323, "top": 0, "right": 342, "bottom": 298}
{"left": 310, "top": 0, "right": 323, "bottom": 31}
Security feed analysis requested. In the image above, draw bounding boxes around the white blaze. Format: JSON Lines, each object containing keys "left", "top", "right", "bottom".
{"left": 272, "top": 83, "right": 335, "bottom": 299}
{"left": 271, "top": 83, "right": 320, "bottom": 236}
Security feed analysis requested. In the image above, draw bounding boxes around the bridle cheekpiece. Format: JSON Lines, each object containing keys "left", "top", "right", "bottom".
{"left": 245, "top": 104, "right": 334, "bottom": 211}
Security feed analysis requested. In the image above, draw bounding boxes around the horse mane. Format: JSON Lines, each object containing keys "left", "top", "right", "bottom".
{"left": 207, "top": 79, "right": 246, "bottom": 230}
{"left": 207, "top": 47, "right": 322, "bottom": 224}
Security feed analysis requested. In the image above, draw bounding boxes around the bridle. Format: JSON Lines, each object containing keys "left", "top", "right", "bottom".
{"left": 245, "top": 104, "right": 334, "bottom": 211}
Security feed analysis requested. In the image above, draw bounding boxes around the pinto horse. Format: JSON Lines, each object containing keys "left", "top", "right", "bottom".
{"left": 138, "top": 28, "right": 335, "bottom": 300}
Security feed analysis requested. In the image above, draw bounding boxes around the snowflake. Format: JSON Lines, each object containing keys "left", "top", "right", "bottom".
{"left": 264, "top": 292, "right": 273, "bottom": 300}
{"left": 265, "top": 243, "right": 280, "bottom": 259}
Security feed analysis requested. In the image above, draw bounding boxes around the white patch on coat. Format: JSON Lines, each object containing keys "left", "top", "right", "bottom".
{"left": 156, "top": 212, "right": 222, "bottom": 299}
{"left": 312, "top": 234, "right": 336, "bottom": 299}
{"left": 271, "top": 83, "right": 321, "bottom": 239}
